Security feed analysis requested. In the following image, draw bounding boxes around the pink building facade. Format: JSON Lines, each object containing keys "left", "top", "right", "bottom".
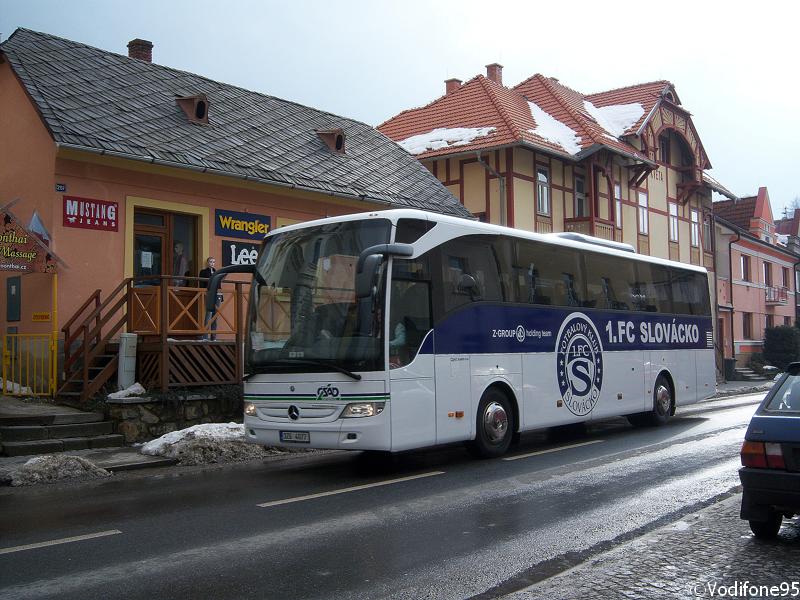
{"left": 714, "top": 188, "right": 797, "bottom": 369}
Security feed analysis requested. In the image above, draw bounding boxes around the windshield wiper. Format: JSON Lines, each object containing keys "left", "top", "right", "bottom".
{"left": 249, "top": 359, "right": 362, "bottom": 381}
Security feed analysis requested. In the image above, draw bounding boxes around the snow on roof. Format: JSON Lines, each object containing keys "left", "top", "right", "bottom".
{"left": 583, "top": 101, "right": 644, "bottom": 138}
{"left": 527, "top": 101, "right": 582, "bottom": 155}
{"left": 777, "top": 234, "right": 789, "bottom": 246}
{"left": 398, "top": 126, "right": 496, "bottom": 155}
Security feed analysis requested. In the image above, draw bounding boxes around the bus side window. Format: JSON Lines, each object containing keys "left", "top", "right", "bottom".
{"left": 440, "top": 237, "right": 502, "bottom": 313}
{"left": 633, "top": 263, "right": 673, "bottom": 313}
{"left": 671, "top": 269, "right": 709, "bottom": 315}
{"left": 584, "top": 254, "right": 632, "bottom": 310}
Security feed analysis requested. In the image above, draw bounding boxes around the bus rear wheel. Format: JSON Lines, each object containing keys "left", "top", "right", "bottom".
{"left": 468, "top": 389, "right": 514, "bottom": 458}
{"left": 628, "top": 375, "right": 673, "bottom": 427}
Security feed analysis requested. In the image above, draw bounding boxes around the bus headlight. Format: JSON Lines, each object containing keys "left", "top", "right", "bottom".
{"left": 244, "top": 402, "right": 257, "bottom": 416}
{"left": 341, "top": 402, "right": 385, "bottom": 418}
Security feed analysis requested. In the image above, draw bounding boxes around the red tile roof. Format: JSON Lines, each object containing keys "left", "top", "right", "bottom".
{"left": 775, "top": 212, "right": 799, "bottom": 236}
{"left": 713, "top": 197, "right": 757, "bottom": 230}
{"left": 379, "top": 72, "right": 681, "bottom": 164}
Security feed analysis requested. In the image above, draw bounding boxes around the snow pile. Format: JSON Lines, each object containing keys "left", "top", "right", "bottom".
{"left": 141, "top": 422, "right": 281, "bottom": 465}
{"left": 777, "top": 234, "right": 789, "bottom": 246}
{"left": 399, "top": 127, "right": 496, "bottom": 155}
{"left": 527, "top": 101, "right": 582, "bottom": 155}
{"left": 5, "top": 455, "right": 111, "bottom": 487}
{"left": 3, "top": 380, "right": 32, "bottom": 395}
{"left": 108, "top": 382, "right": 147, "bottom": 400}
{"left": 583, "top": 101, "right": 644, "bottom": 138}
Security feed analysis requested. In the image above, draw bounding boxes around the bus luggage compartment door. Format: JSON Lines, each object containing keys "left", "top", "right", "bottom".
{"left": 435, "top": 355, "right": 471, "bottom": 444}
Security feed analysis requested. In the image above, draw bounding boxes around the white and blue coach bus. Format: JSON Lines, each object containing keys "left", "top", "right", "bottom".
{"left": 208, "top": 209, "right": 715, "bottom": 458}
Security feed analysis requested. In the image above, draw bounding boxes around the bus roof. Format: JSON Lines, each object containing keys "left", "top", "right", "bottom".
{"left": 266, "top": 209, "right": 709, "bottom": 274}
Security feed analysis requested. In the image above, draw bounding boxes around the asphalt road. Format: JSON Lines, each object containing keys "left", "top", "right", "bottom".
{"left": 0, "top": 394, "right": 764, "bottom": 600}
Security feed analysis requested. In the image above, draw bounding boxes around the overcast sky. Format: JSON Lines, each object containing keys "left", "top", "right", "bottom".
{"left": 3, "top": 1, "right": 798, "bottom": 216}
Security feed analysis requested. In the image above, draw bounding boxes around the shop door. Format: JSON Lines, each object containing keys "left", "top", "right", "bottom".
{"left": 131, "top": 210, "right": 200, "bottom": 334}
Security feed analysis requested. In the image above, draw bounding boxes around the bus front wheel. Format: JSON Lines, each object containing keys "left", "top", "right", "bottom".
{"left": 468, "top": 389, "right": 514, "bottom": 458}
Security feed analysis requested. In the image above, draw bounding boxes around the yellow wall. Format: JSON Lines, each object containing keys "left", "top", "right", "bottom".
{"left": 514, "top": 178, "right": 535, "bottom": 231}
{"left": 462, "top": 162, "right": 486, "bottom": 215}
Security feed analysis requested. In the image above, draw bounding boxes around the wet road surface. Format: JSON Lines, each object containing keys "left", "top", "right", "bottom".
{"left": 0, "top": 394, "right": 764, "bottom": 599}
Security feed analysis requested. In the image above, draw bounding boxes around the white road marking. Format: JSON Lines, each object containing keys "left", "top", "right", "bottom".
{"left": 257, "top": 471, "right": 445, "bottom": 508}
{"left": 502, "top": 439, "right": 604, "bottom": 461}
{"left": 0, "top": 529, "right": 122, "bottom": 556}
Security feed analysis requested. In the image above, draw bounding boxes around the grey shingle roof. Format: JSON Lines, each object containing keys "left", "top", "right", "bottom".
{"left": 1, "top": 28, "right": 471, "bottom": 218}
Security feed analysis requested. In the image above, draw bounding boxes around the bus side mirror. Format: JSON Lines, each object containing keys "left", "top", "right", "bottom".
{"left": 458, "top": 273, "right": 478, "bottom": 294}
{"left": 206, "top": 264, "right": 257, "bottom": 312}
{"left": 356, "top": 254, "right": 383, "bottom": 299}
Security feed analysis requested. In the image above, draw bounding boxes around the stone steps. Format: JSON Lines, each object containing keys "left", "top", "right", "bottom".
{"left": 0, "top": 407, "right": 123, "bottom": 458}
{"left": 1, "top": 434, "right": 125, "bottom": 457}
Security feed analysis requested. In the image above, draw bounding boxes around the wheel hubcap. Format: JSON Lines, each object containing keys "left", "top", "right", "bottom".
{"left": 483, "top": 401, "right": 508, "bottom": 444}
{"left": 655, "top": 384, "right": 671, "bottom": 416}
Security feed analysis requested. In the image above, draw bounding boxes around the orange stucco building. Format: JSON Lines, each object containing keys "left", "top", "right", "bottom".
{"left": 0, "top": 30, "right": 468, "bottom": 346}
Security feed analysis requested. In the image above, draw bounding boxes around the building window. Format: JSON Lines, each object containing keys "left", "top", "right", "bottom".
{"left": 782, "top": 266, "right": 790, "bottom": 289}
{"left": 690, "top": 209, "right": 700, "bottom": 247}
{"left": 786, "top": 316, "right": 793, "bottom": 326}
{"left": 637, "top": 191, "right": 649, "bottom": 235}
{"left": 536, "top": 166, "right": 550, "bottom": 216}
{"left": 703, "top": 214, "right": 712, "bottom": 250}
{"left": 669, "top": 203, "right": 679, "bottom": 242}
{"left": 659, "top": 134, "right": 670, "bottom": 164}
{"left": 764, "top": 262, "right": 772, "bottom": 287}
{"left": 614, "top": 183, "right": 622, "bottom": 228}
{"left": 766, "top": 314, "right": 775, "bottom": 330}
{"left": 741, "top": 255, "right": 751, "bottom": 282}
{"left": 743, "top": 312, "right": 752, "bottom": 339}
{"left": 574, "top": 176, "right": 587, "bottom": 217}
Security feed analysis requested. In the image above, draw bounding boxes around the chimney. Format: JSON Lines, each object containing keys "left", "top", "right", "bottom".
{"left": 445, "top": 78, "right": 462, "bottom": 95}
{"left": 486, "top": 63, "right": 503, "bottom": 85}
{"left": 127, "top": 39, "right": 153, "bottom": 62}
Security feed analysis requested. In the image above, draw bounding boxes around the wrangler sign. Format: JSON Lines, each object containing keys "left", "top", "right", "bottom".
{"left": 214, "top": 209, "right": 271, "bottom": 241}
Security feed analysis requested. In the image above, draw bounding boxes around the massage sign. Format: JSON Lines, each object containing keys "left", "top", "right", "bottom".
{"left": 0, "top": 210, "right": 57, "bottom": 273}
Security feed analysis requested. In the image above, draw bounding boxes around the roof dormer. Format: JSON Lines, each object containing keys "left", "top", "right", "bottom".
{"left": 176, "top": 93, "right": 210, "bottom": 125}
{"left": 316, "top": 128, "right": 346, "bottom": 154}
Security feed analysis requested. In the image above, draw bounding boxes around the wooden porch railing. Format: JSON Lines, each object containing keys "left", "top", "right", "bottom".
{"left": 59, "top": 276, "right": 249, "bottom": 401}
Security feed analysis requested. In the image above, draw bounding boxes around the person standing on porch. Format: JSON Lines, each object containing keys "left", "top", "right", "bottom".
{"left": 199, "top": 256, "right": 222, "bottom": 340}
{"left": 172, "top": 241, "right": 189, "bottom": 286}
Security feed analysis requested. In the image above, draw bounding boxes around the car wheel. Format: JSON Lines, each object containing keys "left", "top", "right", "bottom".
{"left": 468, "top": 388, "right": 514, "bottom": 459}
{"left": 749, "top": 511, "right": 783, "bottom": 539}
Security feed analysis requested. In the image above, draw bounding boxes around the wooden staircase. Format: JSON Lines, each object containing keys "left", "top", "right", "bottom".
{"left": 59, "top": 280, "right": 134, "bottom": 403}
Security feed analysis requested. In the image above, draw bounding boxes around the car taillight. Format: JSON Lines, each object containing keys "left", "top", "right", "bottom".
{"left": 741, "top": 441, "right": 767, "bottom": 468}
{"left": 765, "top": 443, "right": 786, "bottom": 469}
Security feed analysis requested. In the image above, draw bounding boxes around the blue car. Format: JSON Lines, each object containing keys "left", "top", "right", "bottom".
{"left": 739, "top": 362, "right": 800, "bottom": 539}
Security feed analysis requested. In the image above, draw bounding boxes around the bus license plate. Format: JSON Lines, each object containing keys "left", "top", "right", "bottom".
{"left": 280, "top": 431, "right": 310, "bottom": 443}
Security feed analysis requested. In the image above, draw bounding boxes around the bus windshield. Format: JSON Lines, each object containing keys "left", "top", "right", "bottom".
{"left": 246, "top": 218, "right": 391, "bottom": 374}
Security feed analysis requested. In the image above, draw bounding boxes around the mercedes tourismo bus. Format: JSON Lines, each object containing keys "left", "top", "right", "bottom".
{"left": 208, "top": 209, "right": 715, "bottom": 458}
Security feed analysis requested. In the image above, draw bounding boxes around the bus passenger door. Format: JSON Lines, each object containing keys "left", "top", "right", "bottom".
{"left": 435, "top": 355, "right": 471, "bottom": 443}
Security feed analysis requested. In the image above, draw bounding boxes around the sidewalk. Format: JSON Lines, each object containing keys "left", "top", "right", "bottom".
{"left": 506, "top": 494, "right": 799, "bottom": 599}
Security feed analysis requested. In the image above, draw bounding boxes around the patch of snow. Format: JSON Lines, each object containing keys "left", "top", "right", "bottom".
{"left": 3, "top": 380, "right": 32, "bottom": 395}
{"left": 583, "top": 101, "right": 644, "bottom": 138}
{"left": 527, "top": 101, "right": 582, "bottom": 155}
{"left": 108, "top": 382, "right": 147, "bottom": 399}
{"left": 668, "top": 520, "right": 691, "bottom": 532}
{"left": 398, "top": 127, "right": 496, "bottom": 155}
{"left": 776, "top": 234, "right": 789, "bottom": 246}
{"left": 7, "top": 455, "right": 111, "bottom": 486}
{"left": 141, "top": 422, "right": 245, "bottom": 456}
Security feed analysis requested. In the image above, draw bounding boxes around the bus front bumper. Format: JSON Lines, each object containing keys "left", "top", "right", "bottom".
{"left": 243, "top": 411, "right": 391, "bottom": 451}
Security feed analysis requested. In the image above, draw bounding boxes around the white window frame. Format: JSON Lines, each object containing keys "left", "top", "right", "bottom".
{"left": 574, "top": 176, "right": 587, "bottom": 218}
{"left": 669, "top": 203, "right": 679, "bottom": 242}
{"left": 690, "top": 209, "right": 699, "bottom": 247}
{"left": 536, "top": 166, "right": 550, "bottom": 216}
{"left": 741, "top": 255, "right": 751, "bottom": 282}
{"left": 614, "top": 183, "right": 622, "bottom": 228}
{"left": 763, "top": 261, "right": 771, "bottom": 287}
{"left": 637, "top": 191, "right": 648, "bottom": 235}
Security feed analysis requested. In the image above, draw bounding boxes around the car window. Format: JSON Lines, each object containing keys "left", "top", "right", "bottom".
{"left": 765, "top": 373, "right": 800, "bottom": 413}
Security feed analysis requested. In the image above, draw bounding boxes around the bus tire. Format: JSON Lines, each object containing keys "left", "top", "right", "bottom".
{"left": 468, "top": 388, "right": 514, "bottom": 458}
{"left": 749, "top": 511, "right": 782, "bottom": 539}
{"left": 648, "top": 374, "right": 673, "bottom": 425}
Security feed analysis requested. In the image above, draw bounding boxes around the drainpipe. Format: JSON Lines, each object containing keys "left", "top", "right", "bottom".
{"left": 476, "top": 152, "right": 506, "bottom": 226}
{"left": 728, "top": 230, "right": 741, "bottom": 365}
